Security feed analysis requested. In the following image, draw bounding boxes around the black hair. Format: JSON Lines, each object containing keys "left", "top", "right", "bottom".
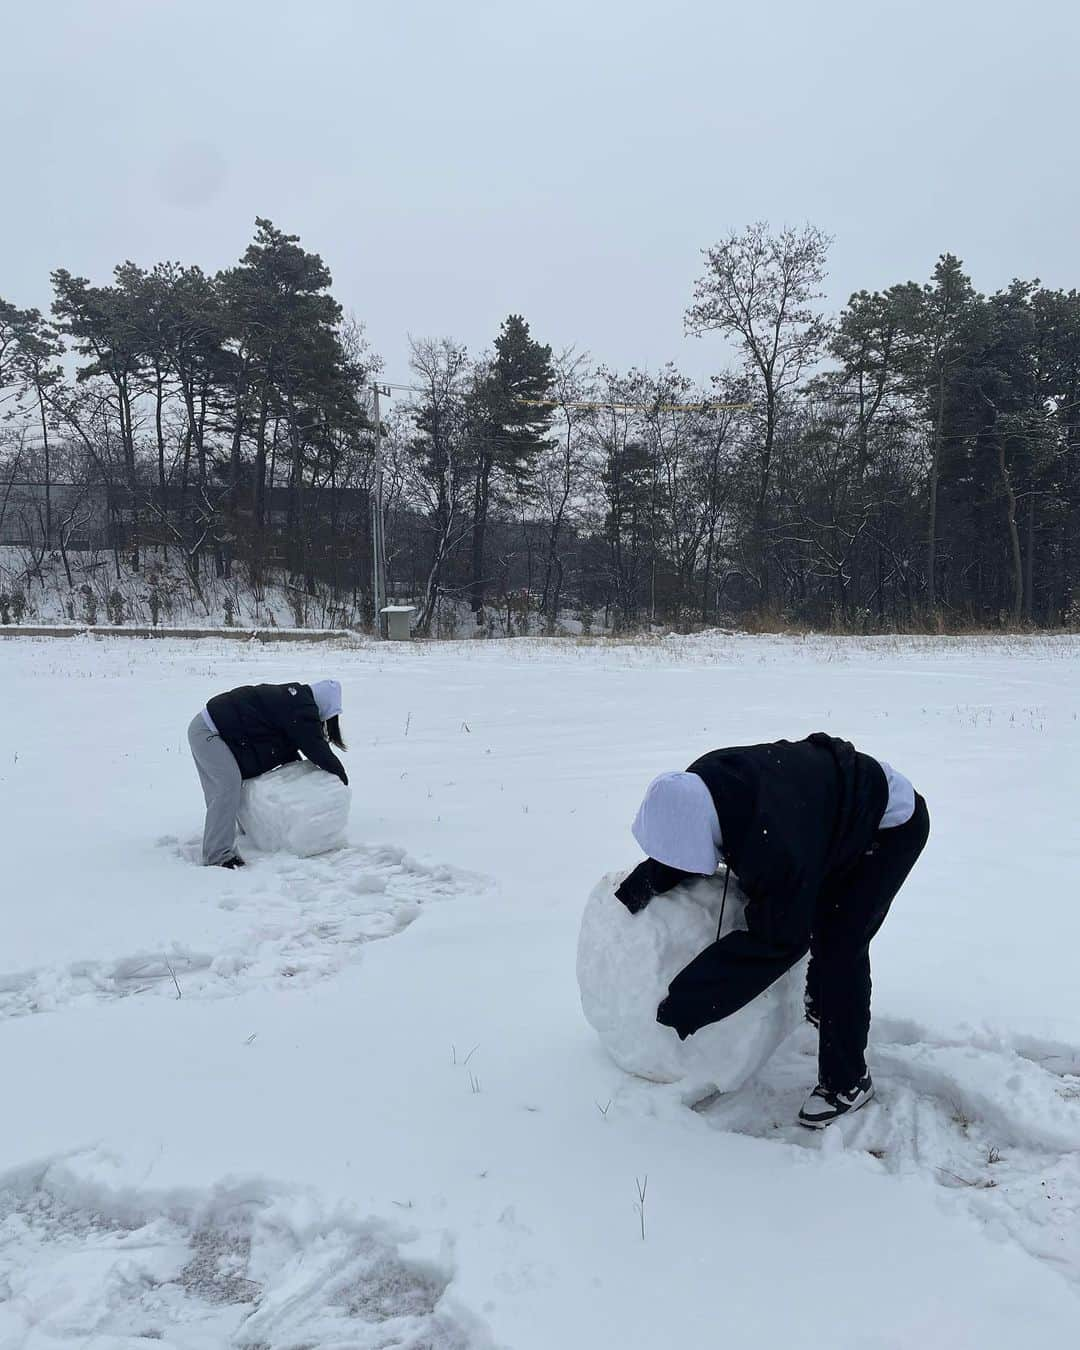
{"left": 325, "top": 714, "right": 346, "bottom": 751}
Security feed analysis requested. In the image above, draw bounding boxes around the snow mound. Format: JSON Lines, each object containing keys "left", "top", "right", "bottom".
{"left": 238, "top": 761, "right": 351, "bottom": 857}
{"left": 577, "top": 869, "right": 806, "bottom": 1092}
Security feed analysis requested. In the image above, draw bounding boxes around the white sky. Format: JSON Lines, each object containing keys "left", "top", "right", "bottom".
{"left": 4, "top": 0, "right": 1078, "bottom": 385}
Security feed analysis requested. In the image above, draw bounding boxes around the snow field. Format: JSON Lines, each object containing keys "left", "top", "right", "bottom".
{"left": 1, "top": 631, "right": 1078, "bottom": 1348}
{"left": 0, "top": 838, "right": 475, "bottom": 1020}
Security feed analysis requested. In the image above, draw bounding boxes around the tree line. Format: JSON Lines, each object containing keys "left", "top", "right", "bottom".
{"left": 2, "top": 218, "right": 1078, "bottom": 633}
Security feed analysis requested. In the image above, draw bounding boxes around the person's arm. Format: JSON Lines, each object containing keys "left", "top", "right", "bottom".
{"left": 287, "top": 705, "right": 348, "bottom": 785}
{"left": 615, "top": 857, "right": 697, "bottom": 913}
{"left": 656, "top": 842, "right": 814, "bottom": 1037}
{"left": 657, "top": 925, "right": 808, "bottom": 1038}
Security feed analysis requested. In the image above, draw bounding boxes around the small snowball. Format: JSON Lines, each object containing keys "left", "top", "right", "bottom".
{"left": 577, "top": 869, "right": 805, "bottom": 1093}
{"left": 238, "top": 761, "right": 351, "bottom": 857}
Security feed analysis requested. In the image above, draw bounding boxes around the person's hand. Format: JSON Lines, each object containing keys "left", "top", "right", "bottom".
{"left": 615, "top": 857, "right": 695, "bottom": 914}
{"left": 615, "top": 861, "right": 657, "bottom": 914}
{"left": 656, "top": 995, "right": 693, "bottom": 1040}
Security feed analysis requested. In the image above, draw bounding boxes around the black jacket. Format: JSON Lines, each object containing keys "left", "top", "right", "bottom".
{"left": 655, "top": 734, "right": 887, "bottom": 1038}
{"left": 206, "top": 682, "right": 348, "bottom": 785}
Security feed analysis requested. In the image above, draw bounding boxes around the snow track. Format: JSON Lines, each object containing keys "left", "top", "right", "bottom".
{"left": 0, "top": 842, "right": 482, "bottom": 1020}
{"left": 699, "top": 1022, "right": 1080, "bottom": 1288}
{"left": 0, "top": 1156, "right": 484, "bottom": 1349}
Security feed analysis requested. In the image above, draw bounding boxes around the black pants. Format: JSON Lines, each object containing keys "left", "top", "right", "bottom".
{"left": 806, "top": 794, "right": 930, "bottom": 1092}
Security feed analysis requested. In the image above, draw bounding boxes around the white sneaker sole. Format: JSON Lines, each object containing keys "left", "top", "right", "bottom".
{"left": 797, "top": 1083, "right": 875, "bottom": 1130}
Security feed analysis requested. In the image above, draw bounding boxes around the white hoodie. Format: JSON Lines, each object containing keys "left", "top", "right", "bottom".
{"left": 631, "top": 772, "right": 724, "bottom": 875}
{"left": 310, "top": 678, "right": 343, "bottom": 721}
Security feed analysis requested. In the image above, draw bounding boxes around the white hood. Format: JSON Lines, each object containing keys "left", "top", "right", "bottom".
{"left": 310, "top": 679, "right": 343, "bottom": 721}
{"left": 631, "top": 771, "right": 723, "bottom": 876}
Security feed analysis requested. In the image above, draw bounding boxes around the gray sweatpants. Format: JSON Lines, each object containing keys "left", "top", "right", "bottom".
{"left": 188, "top": 714, "right": 243, "bottom": 865}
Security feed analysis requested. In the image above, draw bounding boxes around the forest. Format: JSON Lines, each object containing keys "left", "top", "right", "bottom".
{"left": 2, "top": 218, "right": 1078, "bottom": 633}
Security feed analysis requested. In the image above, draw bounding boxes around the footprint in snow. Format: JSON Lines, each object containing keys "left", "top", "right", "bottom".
{"left": 0, "top": 840, "right": 485, "bottom": 1021}
{"left": 0, "top": 1158, "right": 483, "bottom": 1348}
{"left": 697, "top": 1020, "right": 1080, "bottom": 1291}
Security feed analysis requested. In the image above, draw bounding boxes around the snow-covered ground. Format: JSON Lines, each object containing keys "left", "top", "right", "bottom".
{"left": 0, "top": 547, "right": 356, "bottom": 631}
{"left": 1, "top": 631, "right": 1078, "bottom": 1348}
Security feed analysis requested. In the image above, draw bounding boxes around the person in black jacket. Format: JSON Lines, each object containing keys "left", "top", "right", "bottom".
{"left": 187, "top": 679, "right": 348, "bottom": 869}
{"left": 616, "top": 734, "right": 929, "bottom": 1127}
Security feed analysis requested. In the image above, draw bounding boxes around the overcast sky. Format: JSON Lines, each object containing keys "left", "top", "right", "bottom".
{"left": 4, "top": 0, "right": 1078, "bottom": 385}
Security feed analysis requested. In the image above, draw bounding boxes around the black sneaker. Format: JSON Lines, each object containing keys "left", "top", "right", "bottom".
{"left": 219, "top": 855, "right": 246, "bottom": 870}
{"left": 797, "top": 1074, "right": 874, "bottom": 1129}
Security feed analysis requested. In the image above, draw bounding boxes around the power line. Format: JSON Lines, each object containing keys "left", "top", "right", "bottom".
{"left": 520, "top": 398, "right": 753, "bottom": 413}
{"left": 378, "top": 381, "right": 752, "bottom": 413}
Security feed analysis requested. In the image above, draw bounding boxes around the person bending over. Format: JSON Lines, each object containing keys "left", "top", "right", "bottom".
{"left": 187, "top": 679, "right": 348, "bottom": 869}
{"left": 617, "top": 733, "right": 929, "bottom": 1128}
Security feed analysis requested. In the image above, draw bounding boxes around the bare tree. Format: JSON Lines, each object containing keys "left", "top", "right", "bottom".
{"left": 687, "top": 222, "right": 832, "bottom": 604}
{"left": 537, "top": 348, "right": 592, "bottom": 628}
{"left": 406, "top": 337, "right": 472, "bottom": 634}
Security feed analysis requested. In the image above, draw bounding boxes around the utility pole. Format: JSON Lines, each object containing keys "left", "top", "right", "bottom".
{"left": 371, "top": 383, "right": 391, "bottom": 638}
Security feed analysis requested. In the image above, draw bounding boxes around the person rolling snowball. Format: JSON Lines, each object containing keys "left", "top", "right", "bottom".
{"left": 617, "top": 734, "right": 929, "bottom": 1128}
{"left": 187, "top": 679, "right": 348, "bottom": 869}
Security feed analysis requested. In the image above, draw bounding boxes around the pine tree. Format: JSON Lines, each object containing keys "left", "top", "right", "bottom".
{"left": 467, "top": 315, "right": 554, "bottom": 621}
{"left": 218, "top": 220, "right": 365, "bottom": 580}
{"left": 1031, "top": 288, "right": 1080, "bottom": 621}
{"left": 901, "top": 255, "right": 981, "bottom": 612}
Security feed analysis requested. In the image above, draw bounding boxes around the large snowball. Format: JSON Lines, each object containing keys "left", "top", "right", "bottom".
{"left": 577, "top": 869, "right": 806, "bottom": 1092}
{"left": 238, "top": 761, "right": 351, "bottom": 857}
